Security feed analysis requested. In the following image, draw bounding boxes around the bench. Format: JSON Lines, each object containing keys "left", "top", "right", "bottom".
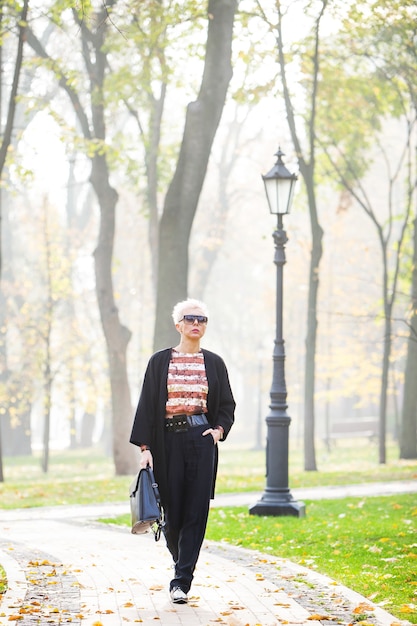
{"left": 325, "top": 418, "right": 379, "bottom": 446}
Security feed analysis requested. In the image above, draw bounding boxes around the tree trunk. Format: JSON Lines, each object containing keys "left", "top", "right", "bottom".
{"left": 303, "top": 170, "right": 323, "bottom": 471}
{"left": 153, "top": 0, "right": 237, "bottom": 350}
{"left": 42, "top": 372, "right": 52, "bottom": 474}
{"left": 0, "top": 0, "right": 29, "bottom": 482}
{"left": 276, "top": 0, "right": 328, "bottom": 472}
{"left": 378, "top": 313, "right": 391, "bottom": 464}
{"left": 91, "top": 155, "right": 137, "bottom": 475}
{"left": 400, "top": 215, "right": 417, "bottom": 458}
{"left": 79, "top": 5, "right": 136, "bottom": 475}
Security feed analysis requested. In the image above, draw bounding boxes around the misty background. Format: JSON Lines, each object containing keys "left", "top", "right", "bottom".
{"left": 0, "top": 0, "right": 416, "bottom": 476}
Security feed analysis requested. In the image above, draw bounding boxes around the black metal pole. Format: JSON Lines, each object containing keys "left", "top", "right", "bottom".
{"left": 249, "top": 214, "right": 305, "bottom": 517}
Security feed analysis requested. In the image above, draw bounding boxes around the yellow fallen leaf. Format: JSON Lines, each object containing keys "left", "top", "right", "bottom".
{"left": 353, "top": 603, "right": 375, "bottom": 613}
{"left": 399, "top": 605, "right": 415, "bottom": 614}
{"left": 308, "top": 614, "right": 331, "bottom": 620}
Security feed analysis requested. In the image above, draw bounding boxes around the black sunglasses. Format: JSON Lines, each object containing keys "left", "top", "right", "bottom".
{"left": 180, "top": 315, "right": 208, "bottom": 325}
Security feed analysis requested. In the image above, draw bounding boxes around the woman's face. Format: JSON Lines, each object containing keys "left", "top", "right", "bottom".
{"left": 175, "top": 306, "right": 208, "bottom": 341}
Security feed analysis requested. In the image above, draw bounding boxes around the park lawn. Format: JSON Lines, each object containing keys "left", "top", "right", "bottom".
{"left": 99, "top": 493, "right": 417, "bottom": 624}
{"left": 0, "top": 441, "right": 416, "bottom": 508}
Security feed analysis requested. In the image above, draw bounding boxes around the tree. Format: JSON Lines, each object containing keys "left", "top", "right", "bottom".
{"left": 270, "top": 0, "right": 329, "bottom": 470}
{"left": 400, "top": 216, "right": 417, "bottom": 458}
{"left": 0, "top": 0, "right": 29, "bottom": 482}
{"left": 317, "top": 0, "right": 417, "bottom": 463}
{"left": 153, "top": 0, "right": 238, "bottom": 349}
{"left": 27, "top": 3, "right": 138, "bottom": 474}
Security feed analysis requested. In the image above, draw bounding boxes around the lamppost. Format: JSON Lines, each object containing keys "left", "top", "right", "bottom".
{"left": 249, "top": 147, "right": 306, "bottom": 518}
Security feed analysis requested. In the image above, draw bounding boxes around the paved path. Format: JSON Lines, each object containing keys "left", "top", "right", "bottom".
{"left": 0, "top": 481, "right": 415, "bottom": 626}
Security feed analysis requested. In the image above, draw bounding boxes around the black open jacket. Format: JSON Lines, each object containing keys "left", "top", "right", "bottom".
{"left": 130, "top": 347, "right": 235, "bottom": 509}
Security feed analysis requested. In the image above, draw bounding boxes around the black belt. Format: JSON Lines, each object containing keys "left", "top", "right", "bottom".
{"left": 165, "top": 413, "right": 208, "bottom": 433}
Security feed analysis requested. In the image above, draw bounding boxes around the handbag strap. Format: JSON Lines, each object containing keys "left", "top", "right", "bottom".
{"left": 146, "top": 466, "right": 161, "bottom": 504}
{"left": 145, "top": 465, "right": 165, "bottom": 541}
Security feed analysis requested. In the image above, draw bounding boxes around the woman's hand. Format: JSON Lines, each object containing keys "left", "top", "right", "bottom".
{"left": 203, "top": 428, "right": 222, "bottom": 444}
{"left": 140, "top": 449, "right": 153, "bottom": 469}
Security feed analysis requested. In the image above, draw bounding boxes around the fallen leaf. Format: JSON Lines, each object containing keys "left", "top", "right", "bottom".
{"left": 353, "top": 603, "right": 375, "bottom": 613}
{"left": 308, "top": 614, "right": 331, "bottom": 620}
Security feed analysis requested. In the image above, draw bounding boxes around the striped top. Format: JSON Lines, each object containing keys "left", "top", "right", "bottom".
{"left": 166, "top": 349, "right": 208, "bottom": 416}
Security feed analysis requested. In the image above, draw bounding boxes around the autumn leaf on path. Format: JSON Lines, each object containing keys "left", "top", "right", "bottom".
{"left": 353, "top": 602, "right": 375, "bottom": 613}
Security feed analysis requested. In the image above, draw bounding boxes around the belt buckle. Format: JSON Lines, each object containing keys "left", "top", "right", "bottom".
{"left": 176, "top": 418, "right": 188, "bottom": 433}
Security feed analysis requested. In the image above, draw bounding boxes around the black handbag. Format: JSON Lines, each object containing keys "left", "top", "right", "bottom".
{"left": 129, "top": 466, "right": 164, "bottom": 540}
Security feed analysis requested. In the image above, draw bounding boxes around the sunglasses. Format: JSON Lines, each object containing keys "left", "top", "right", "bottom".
{"left": 180, "top": 315, "right": 208, "bottom": 325}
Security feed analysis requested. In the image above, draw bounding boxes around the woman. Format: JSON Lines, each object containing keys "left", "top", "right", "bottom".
{"left": 130, "top": 298, "right": 235, "bottom": 604}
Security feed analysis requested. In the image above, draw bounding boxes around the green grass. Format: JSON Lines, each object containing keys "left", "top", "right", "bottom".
{"left": 0, "top": 440, "right": 416, "bottom": 509}
{"left": 207, "top": 495, "right": 417, "bottom": 623}
{"left": 216, "top": 442, "right": 417, "bottom": 492}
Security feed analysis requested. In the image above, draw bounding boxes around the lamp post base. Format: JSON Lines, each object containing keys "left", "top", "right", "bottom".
{"left": 249, "top": 492, "right": 306, "bottom": 517}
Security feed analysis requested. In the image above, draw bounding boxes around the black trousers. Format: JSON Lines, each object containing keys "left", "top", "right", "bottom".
{"left": 163, "top": 424, "right": 215, "bottom": 593}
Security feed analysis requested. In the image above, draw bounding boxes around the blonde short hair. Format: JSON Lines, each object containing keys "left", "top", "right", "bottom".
{"left": 172, "top": 298, "right": 209, "bottom": 324}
